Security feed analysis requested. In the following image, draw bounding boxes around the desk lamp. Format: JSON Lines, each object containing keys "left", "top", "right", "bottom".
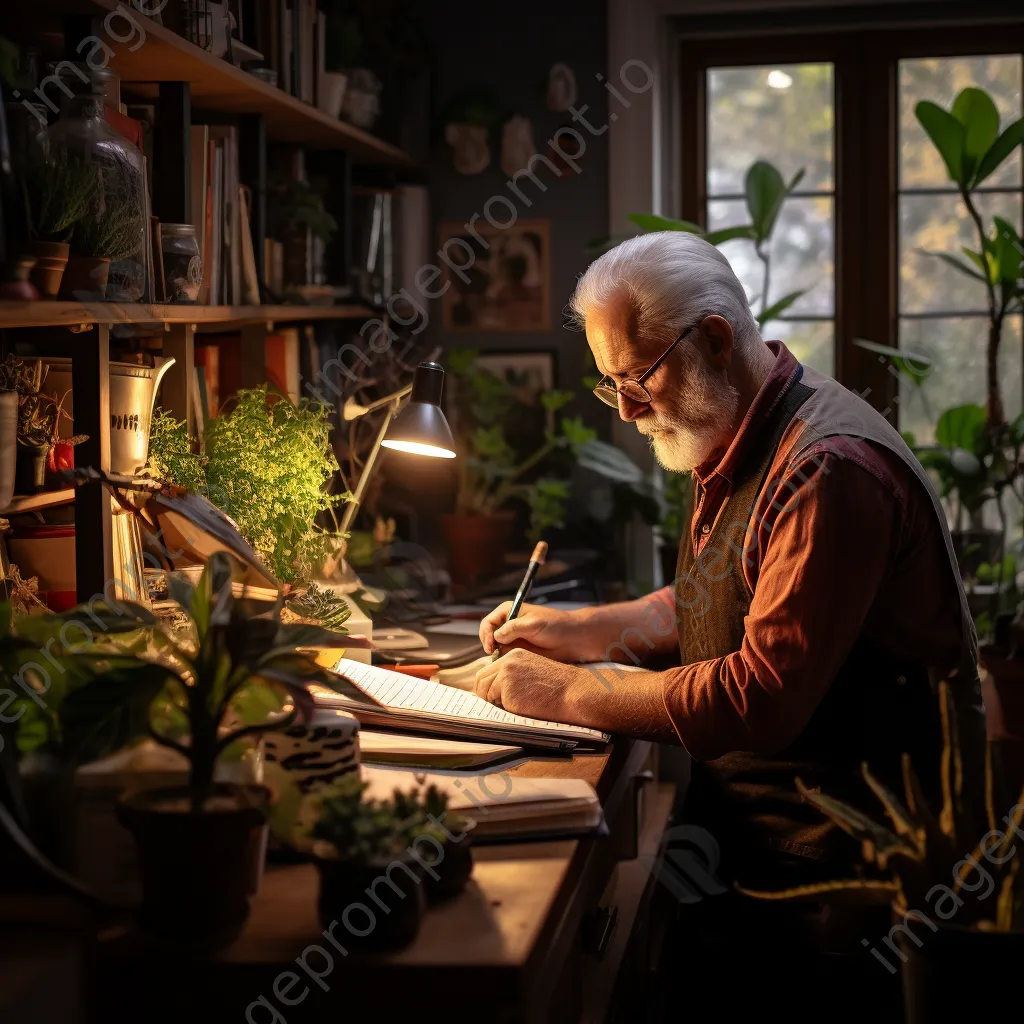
{"left": 339, "top": 361, "right": 455, "bottom": 534}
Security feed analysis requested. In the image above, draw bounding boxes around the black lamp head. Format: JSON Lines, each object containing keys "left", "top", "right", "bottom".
{"left": 381, "top": 361, "right": 456, "bottom": 459}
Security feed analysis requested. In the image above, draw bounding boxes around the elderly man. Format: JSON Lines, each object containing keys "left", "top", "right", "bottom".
{"left": 474, "top": 231, "right": 982, "bottom": 887}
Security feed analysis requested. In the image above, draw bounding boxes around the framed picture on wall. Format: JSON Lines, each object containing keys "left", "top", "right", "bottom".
{"left": 439, "top": 218, "right": 551, "bottom": 331}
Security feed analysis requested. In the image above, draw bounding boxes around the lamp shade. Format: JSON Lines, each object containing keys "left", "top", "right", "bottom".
{"left": 380, "top": 362, "right": 456, "bottom": 459}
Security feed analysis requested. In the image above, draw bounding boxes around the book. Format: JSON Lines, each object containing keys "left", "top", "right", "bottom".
{"left": 194, "top": 345, "right": 220, "bottom": 417}
{"left": 239, "top": 184, "right": 261, "bottom": 305}
{"left": 358, "top": 731, "right": 523, "bottom": 770}
{"left": 360, "top": 766, "right": 603, "bottom": 840}
{"left": 264, "top": 327, "right": 300, "bottom": 402}
{"left": 311, "top": 659, "right": 610, "bottom": 752}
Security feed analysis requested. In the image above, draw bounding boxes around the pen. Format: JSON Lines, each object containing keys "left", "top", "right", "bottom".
{"left": 492, "top": 540, "right": 548, "bottom": 660}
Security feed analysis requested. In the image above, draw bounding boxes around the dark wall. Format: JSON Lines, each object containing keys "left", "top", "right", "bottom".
{"left": 380, "top": 1, "right": 611, "bottom": 547}
{"left": 424, "top": 0, "right": 609, "bottom": 406}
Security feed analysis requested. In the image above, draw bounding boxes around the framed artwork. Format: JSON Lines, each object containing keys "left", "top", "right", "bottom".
{"left": 439, "top": 219, "right": 551, "bottom": 331}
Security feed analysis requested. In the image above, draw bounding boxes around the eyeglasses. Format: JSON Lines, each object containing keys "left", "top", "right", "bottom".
{"left": 592, "top": 321, "right": 701, "bottom": 409}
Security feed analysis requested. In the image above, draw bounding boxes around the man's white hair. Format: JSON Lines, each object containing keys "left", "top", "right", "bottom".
{"left": 568, "top": 231, "right": 761, "bottom": 351}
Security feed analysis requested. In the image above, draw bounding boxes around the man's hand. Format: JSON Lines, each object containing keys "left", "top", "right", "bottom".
{"left": 474, "top": 648, "right": 680, "bottom": 741}
{"left": 473, "top": 648, "right": 594, "bottom": 723}
{"left": 478, "top": 601, "right": 604, "bottom": 662}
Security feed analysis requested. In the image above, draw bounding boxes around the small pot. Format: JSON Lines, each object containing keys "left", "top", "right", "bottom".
{"left": 0, "top": 257, "right": 40, "bottom": 300}
{"left": 24, "top": 241, "right": 70, "bottom": 299}
{"left": 441, "top": 511, "right": 515, "bottom": 589}
{"left": 59, "top": 255, "right": 110, "bottom": 300}
{"left": 0, "top": 391, "right": 16, "bottom": 510}
{"left": 318, "top": 71, "right": 348, "bottom": 119}
{"left": 424, "top": 832, "right": 474, "bottom": 903}
{"left": 117, "top": 784, "right": 269, "bottom": 945}
{"left": 895, "top": 908, "right": 1024, "bottom": 1024}
{"left": 315, "top": 854, "right": 425, "bottom": 951}
{"left": 14, "top": 441, "right": 49, "bottom": 495}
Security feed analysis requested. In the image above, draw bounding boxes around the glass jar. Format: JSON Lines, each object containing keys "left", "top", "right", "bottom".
{"left": 37, "top": 93, "right": 147, "bottom": 301}
{"left": 161, "top": 223, "right": 203, "bottom": 304}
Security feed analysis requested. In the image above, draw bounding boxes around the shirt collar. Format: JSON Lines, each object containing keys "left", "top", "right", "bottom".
{"left": 692, "top": 341, "right": 801, "bottom": 486}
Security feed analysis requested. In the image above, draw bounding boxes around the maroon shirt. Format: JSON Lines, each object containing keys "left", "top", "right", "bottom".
{"left": 660, "top": 342, "right": 964, "bottom": 760}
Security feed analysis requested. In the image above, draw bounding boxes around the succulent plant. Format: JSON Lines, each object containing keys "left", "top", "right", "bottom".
{"left": 740, "top": 680, "right": 1024, "bottom": 932}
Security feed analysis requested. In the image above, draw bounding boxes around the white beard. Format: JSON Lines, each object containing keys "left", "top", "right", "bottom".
{"left": 636, "top": 349, "right": 739, "bottom": 473}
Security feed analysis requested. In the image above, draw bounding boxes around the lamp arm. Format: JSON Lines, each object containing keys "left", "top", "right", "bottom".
{"left": 359, "top": 383, "right": 413, "bottom": 414}
{"left": 338, "top": 396, "right": 403, "bottom": 535}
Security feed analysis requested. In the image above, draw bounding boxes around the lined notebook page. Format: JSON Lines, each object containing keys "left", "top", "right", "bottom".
{"left": 332, "top": 658, "right": 608, "bottom": 744}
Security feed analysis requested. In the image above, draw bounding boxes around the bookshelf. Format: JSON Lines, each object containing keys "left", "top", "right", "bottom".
{"left": 79, "top": 0, "right": 417, "bottom": 167}
{"left": 0, "top": 301, "right": 376, "bottom": 331}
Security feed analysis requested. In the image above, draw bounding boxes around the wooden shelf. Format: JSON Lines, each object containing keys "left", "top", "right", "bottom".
{"left": 76, "top": 0, "right": 416, "bottom": 166}
{"left": 0, "top": 301, "right": 374, "bottom": 331}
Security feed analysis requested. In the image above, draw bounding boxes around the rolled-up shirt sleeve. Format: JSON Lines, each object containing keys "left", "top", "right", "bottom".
{"left": 662, "top": 453, "right": 899, "bottom": 761}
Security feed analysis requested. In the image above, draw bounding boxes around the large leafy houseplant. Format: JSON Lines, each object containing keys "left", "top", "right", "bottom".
{"left": 147, "top": 387, "right": 345, "bottom": 584}
{"left": 628, "top": 159, "right": 809, "bottom": 329}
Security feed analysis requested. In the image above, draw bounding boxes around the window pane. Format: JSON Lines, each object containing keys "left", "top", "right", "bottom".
{"left": 708, "top": 197, "right": 834, "bottom": 317}
{"left": 773, "top": 320, "right": 834, "bottom": 376}
{"left": 900, "top": 55, "right": 1023, "bottom": 189}
{"left": 900, "top": 193, "right": 1023, "bottom": 314}
{"left": 898, "top": 316, "right": 1022, "bottom": 444}
{"left": 707, "top": 64, "right": 834, "bottom": 195}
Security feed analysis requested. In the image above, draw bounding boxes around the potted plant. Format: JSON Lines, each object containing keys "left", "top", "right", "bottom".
{"left": 740, "top": 681, "right": 1021, "bottom": 1024}
{"left": 5, "top": 553, "right": 371, "bottom": 943}
{"left": 267, "top": 176, "right": 338, "bottom": 292}
{"left": 290, "top": 773, "right": 474, "bottom": 949}
{"left": 147, "top": 388, "right": 345, "bottom": 584}
{"left": 61, "top": 160, "right": 144, "bottom": 300}
{"left": 18, "top": 147, "right": 96, "bottom": 298}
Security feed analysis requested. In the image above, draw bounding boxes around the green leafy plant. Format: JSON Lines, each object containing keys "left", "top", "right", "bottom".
{"left": 302, "top": 773, "right": 468, "bottom": 863}
{"left": 20, "top": 148, "right": 98, "bottom": 244}
{"left": 915, "top": 86, "right": 1024, "bottom": 429}
{"left": 740, "top": 682, "right": 1023, "bottom": 932}
{"left": 628, "top": 159, "right": 808, "bottom": 328}
{"left": 149, "top": 388, "right": 345, "bottom": 584}
{"left": 71, "top": 160, "right": 144, "bottom": 262}
{"left": 5, "top": 554, "right": 368, "bottom": 812}
{"left": 659, "top": 470, "right": 693, "bottom": 545}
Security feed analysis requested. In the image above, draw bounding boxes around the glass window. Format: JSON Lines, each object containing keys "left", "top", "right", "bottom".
{"left": 706, "top": 63, "right": 836, "bottom": 375}
{"left": 897, "top": 55, "right": 1023, "bottom": 445}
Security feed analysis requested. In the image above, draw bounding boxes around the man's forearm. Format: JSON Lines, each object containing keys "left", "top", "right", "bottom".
{"left": 571, "top": 587, "right": 679, "bottom": 663}
{"left": 564, "top": 665, "right": 678, "bottom": 742}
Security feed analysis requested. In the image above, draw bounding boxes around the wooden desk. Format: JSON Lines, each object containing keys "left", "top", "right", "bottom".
{"left": 90, "top": 740, "right": 675, "bottom": 1024}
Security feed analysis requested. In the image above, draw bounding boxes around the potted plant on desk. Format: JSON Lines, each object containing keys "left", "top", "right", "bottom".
{"left": 6, "top": 552, "right": 370, "bottom": 944}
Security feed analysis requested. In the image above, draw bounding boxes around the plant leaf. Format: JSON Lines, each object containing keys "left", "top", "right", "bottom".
{"left": 853, "top": 339, "right": 933, "bottom": 387}
{"left": 916, "top": 101, "right": 967, "bottom": 186}
{"left": 627, "top": 213, "right": 704, "bottom": 234}
{"left": 59, "top": 664, "right": 171, "bottom": 764}
{"left": 576, "top": 439, "right": 645, "bottom": 484}
{"left": 745, "top": 160, "right": 787, "bottom": 242}
{"left": 702, "top": 225, "right": 758, "bottom": 246}
{"left": 935, "top": 403, "right": 986, "bottom": 453}
{"left": 975, "top": 116, "right": 1024, "bottom": 187}
{"left": 737, "top": 878, "right": 900, "bottom": 903}
{"left": 758, "top": 289, "right": 805, "bottom": 327}
{"left": 992, "top": 216, "right": 1024, "bottom": 285}
{"left": 951, "top": 87, "right": 1000, "bottom": 185}
{"left": 919, "top": 248, "right": 987, "bottom": 283}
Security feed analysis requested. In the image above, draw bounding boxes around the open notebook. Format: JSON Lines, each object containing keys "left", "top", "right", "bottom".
{"left": 310, "top": 658, "right": 609, "bottom": 752}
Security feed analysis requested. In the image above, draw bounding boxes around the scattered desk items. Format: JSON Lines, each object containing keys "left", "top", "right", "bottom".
{"left": 311, "top": 658, "right": 609, "bottom": 751}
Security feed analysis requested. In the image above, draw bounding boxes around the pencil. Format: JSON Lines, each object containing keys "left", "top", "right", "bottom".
{"left": 492, "top": 541, "right": 548, "bottom": 660}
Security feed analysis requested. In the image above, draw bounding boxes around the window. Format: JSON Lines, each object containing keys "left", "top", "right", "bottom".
{"left": 679, "top": 18, "right": 1024, "bottom": 431}
{"left": 706, "top": 64, "right": 836, "bottom": 375}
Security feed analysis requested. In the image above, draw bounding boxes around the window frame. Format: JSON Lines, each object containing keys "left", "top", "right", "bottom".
{"left": 678, "top": 21, "right": 1024, "bottom": 419}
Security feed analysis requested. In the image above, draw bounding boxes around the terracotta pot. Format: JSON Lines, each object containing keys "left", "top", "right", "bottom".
{"left": 0, "top": 391, "right": 16, "bottom": 511}
{"left": 117, "top": 784, "right": 269, "bottom": 946}
{"left": 895, "top": 907, "right": 1024, "bottom": 1024}
{"left": 315, "top": 855, "right": 425, "bottom": 950}
{"left": 24, "top": 241, "right": 70, "bottom": 299}
{"left": 59, "top": 255, "right": 110, "bottom": 300}
{"left": 441, "top": 511, "right": 515, "bottom": 588}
